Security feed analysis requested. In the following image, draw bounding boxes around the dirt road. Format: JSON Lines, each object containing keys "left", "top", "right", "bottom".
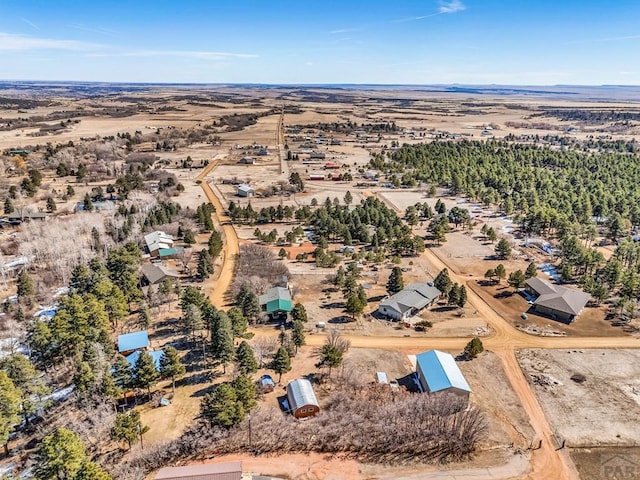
{"left": 196, "top": 160, "right": 239, "bottom": 309}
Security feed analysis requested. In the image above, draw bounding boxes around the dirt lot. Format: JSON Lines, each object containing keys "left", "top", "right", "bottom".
{"left": 570, "top": 447, "right": 640, "bottom": 480}
{"left": 518, "top": 349, "right": 640, "bottom": 447}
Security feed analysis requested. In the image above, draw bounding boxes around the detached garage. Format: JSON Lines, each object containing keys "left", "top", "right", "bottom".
{"left": 415, "top": 350, "right": 471, "bottom": 401}
{"left": 154, "top": 462, "right": 242, "bottom": 480}
{"left": 286, "top": 378, "right": 320, "bottom": 418}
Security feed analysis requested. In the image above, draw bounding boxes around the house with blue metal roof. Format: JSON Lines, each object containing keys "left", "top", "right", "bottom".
{"left": 117, "top": 330, "right": 149, "bottom": 355}
{"left": 415, "top": 350, "right": 471, "bottom": 400}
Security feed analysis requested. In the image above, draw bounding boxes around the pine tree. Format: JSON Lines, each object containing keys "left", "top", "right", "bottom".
{"left": 236, "top": 283, "right": 261, "bottom": 322}
{"left": 83, "top": 193, "right": 93, "bottom": 212}
{"left": 457, "top": 285, "right": 467, "bottom": 308}
{"left": 16, "top": 270, "right": 34, "bottom": 302}
{"left": 495, "top": 238, "right": 512, "bottom": 259}
{"left": 211, "top": 312, "right": 234, "bottom": 373}
{"left": 201, "top": 384, "right": 243, "bottom": 428}
{"left": 495, "top": 264, "right": 507, "bottom": 283}
{"left": 484, "top": 268, "right": 496, "bottom": 284}
{"left": 344, "top": 294, "right": 364, "bottom": 320}
{"left": 271, "top": 346, "right": 291, "bottom": 382}
{"left": 183, "top": 304, "right": 203, "bottom": 339}
{"left": 227, "top": 307, "right": 248, "bottom": 338}
{"left": 0, "top": 371, "right": 21, "bottom": 455}
{"left": 525, "top": 262, "right": 538, "bottom": 279}
{"left": 111, "top": 411, "right": 146, "bottom": 451}
{"left": 235, "top": 341, "right": 258, "bottom": 375}
{"left": 134, "top": 351, "right": 159, "bottom": 399}
{"left": 448, "top": 283, "right": 460, "bottom": 305}
{"left": 386, "top": 266, "right": 404, "bottom": 295}
{"left": 46, "top": 197, "right": 57, "bottom": 213}
{"left": 315, "top": 343, "right": 343, "bottom": 376}
{"left": 159, "top": 347, "right": 185, "bottom": 393}
{"left": 231, "top": 374, "right": 258, "bottom": 411}
{"left": 197, "top": 249, "right": 214, "bottom": 279}
{"left": 138, "top": 302, "right": 151, "bottom": 330}
{"left": 508, "top": 269, "right": 526, "bottom": 290}
{"left": 291, "top": 303, "right": 307, "bottom": 323}
{"left": 291, "top": 320, "right": 306, "bottom": 353}
{"left": 183, "top": 229, "right": 196, "bottom": 244}
{"left": 35, "top": 428, "right": 87, "bottom": 480}
{"left": 208, "top": 230, "right": 223, "bottom": 257}
{"left": 1, "top": 353, "right": 49, "bottom": 425}
{"left": 434, "top": 268, "right": 452, "bottom": 297}
{"left": 75, "top": 461, "right": 113, "bottom": 480}
{"left": 112, "top": 355, "right": 134, "bottom": 392}
{"left": 464, "top": 337, "right": 484, "bottom": 359}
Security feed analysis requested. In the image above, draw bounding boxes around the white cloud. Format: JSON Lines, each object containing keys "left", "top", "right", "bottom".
{"left": 566, "top": 34, "right": 640, "bottom": 45}
{"left": 439, "top": 0, "right": 466, "bottom": 14}
{"left": 0, "top": 32, "right": 101, "bottom": 51}
{"left": 87, "top": 49, "right": 257, "bottom": 60}
{"left": 20, "top": 19, "right": 39, "bottom": 31}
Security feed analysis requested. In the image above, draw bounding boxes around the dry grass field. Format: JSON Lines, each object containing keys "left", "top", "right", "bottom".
{"left": 518, "top": 349, "right": 640, "bottom": 446}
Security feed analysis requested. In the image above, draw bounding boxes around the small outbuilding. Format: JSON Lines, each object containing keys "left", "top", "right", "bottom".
{"left": 415, "top": 350, "right": 471, "bottom": 401}
{"left": 257, "top": 374, "right": 276, "bottom": 393}
{"left": 154, "top": 462, "right": 242, "bottom": 480}
{"left": 287, "top": 378, "right": 320, "bottom": 418}
{"left": 117, "top": 330, "right": 149, "bottom": 355}
{"left": 236, "top": 184, "right": 255, "bottom": 197}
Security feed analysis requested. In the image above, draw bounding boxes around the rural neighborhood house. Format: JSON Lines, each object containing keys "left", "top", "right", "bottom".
{"left": 378, "top": 282, "right": 441, "bottom": 321}
{"left": 524, "top": 277, "right": 591, "bottom": 323}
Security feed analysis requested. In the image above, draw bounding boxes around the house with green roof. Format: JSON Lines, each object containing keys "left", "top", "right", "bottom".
{"left": 259, "top": 286, "right": 292, "bottom": 315}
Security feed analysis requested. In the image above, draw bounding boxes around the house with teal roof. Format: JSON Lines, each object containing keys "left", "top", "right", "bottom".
{"left": 259, "top": 287, "right": 293, "bottom": 315}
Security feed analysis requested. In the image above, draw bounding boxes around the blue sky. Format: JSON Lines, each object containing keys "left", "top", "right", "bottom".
{"left": 0, "top": 0, "right": 639, "bottom": 85}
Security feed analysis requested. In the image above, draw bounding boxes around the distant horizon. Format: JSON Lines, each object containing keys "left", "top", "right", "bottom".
{"left": 2, "top": 80, "right": 640, "bottom": 88}
{"left": 2, "top": 1, "right": 640, "bottom": 85}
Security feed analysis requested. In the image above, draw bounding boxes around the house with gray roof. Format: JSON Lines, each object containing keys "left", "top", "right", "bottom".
{"left": 378, "top": 282, "right": 441, "bottom": 321}
{"left": 415, "top": 350, "right": 471, "bottom": 401}
{"left": 525, "top": 277, "right": 591, "bottom": 323}
{"left": 141, "top": 264, "right": 180, "bottom": 285}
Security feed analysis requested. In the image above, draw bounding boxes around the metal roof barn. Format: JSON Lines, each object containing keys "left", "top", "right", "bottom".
{"left": 415, "top": 350, "right": 471, "bottom": 399}
{"left": 154, "top": 461, "right": 242, "bottom": 480}
{"left": 287, "top": 378, "right": 320, "bottom": 418}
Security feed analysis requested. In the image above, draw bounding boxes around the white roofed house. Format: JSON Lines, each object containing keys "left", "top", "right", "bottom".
{"left": 378, "top": 283, "right": 441, "bottom": 321}
{"left": 144, "top": 231, "right": 175, "bottom": 257}
{"left": 236, "top": 184, "right": 255, "bottom": 197}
